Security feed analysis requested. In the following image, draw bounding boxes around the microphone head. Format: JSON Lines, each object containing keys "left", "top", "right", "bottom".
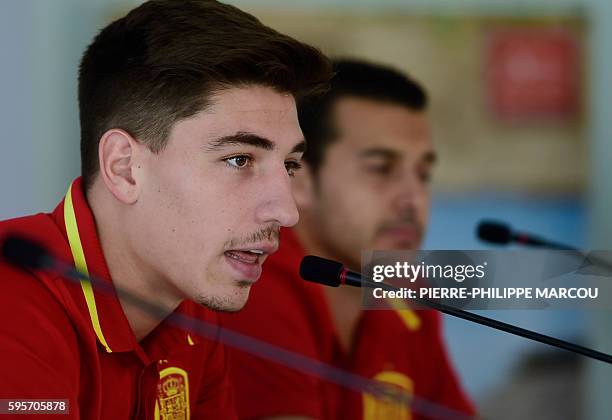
{"left": 299, "top": 255, "right": 344, "bottom": 287}
{"left": 477, "top": 220, "right": 513, "bottom": 245}
{"left": 1, "top": 236, "right": 52, "bottom": 270}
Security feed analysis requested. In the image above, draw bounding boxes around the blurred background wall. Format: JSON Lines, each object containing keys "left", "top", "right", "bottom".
{"left": 1, "top": 0, "right": 610, "bottom": 418}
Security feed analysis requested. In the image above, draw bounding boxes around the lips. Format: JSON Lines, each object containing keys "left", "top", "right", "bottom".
{"left": 378, "top": 224, "right": 421, "bottom": 245}
{"left": 224, "top": 250, "right": 259, "bottom": 264}
{"left": 223, "top": 243, "right": 278, "bottom": 282}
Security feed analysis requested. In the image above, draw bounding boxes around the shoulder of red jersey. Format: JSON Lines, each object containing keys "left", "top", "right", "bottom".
{"left": 0, "top": 213, "right": 85, "bottom": 345}
{"left": 0, "top": 214, "right": 83, "bottom": 396}
{"left": 0, "top": 213, "right": 72, "bottom": 268}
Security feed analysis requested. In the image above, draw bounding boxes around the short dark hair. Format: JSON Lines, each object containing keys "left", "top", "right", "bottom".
{"left": 79, "top": 0, "right": 331, "bottom": 190}
{"left": 299, "top": 59, "right": 427, "bottom": 174}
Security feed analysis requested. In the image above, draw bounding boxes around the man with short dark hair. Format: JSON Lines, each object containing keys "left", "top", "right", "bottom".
{"left": 222, "top": 59, "right": 475, "bottom": 419}
{"left": 0, "top": 1, "right": 330, "bottom": 418}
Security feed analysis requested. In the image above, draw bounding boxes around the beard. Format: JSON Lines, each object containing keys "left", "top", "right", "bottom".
{"left": 196, "top": 281, "right": 251, "bottom": 313}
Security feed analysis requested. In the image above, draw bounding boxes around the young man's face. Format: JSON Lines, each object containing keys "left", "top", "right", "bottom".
{"left": 302, "top": 96, "right": 435, "bottom": 270}
{"left": 131, "top": 85, "right": 304, "bottom": 312}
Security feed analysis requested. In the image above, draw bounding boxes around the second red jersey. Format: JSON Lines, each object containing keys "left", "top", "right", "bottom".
{"left": 221, "top": 228, "right": 475, "bottom": 419}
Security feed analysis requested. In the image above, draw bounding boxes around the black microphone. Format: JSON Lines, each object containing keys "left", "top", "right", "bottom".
{"left": 477, "top": 220, "right": 612, "bottom": 274}
{"left": 477, "top": 220, "right": 576, "bottom": 250}
{"left": 300, "top": 255, "right": 362, "bottom": 287}
{"left": 299, "top": 255, "right": 612, "bottom": 365}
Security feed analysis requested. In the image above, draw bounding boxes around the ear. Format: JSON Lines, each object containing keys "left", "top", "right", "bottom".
{"left": 97, "top": 129, "right": 145, "bottom": 205}
{"left": 291, "top": 161, "right": 316, "bottom": 211}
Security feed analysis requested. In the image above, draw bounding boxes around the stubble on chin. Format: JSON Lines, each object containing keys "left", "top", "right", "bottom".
{"left": 196, "top": 282, "right": 251, "bottom": 313}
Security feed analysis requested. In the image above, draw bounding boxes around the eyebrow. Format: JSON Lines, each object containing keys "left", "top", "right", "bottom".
{"left": 358, "top": 148, "right": 400, "bottom": 160}
{"left": 358, "top": 148, "right": 438, "bottom": 164}
{"left": 205, "top": 131, "right": 306, "bottom": 154}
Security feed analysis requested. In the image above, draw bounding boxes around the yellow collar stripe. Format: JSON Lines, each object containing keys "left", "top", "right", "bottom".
{"left": 64, "top": 183, "right": 112, "bottom": 353}
{"left": 395, "top": 309, "right": 421, "bottom": 331}
{"left": 388, "top": 298, "right": 421, "bottom": 331}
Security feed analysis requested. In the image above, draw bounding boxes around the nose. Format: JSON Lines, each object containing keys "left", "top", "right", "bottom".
{"left": 255, "top": 167, "right": 300, "bottom": 228}
{"left": 391, "top": 169, "right": 425, "bottom": 214}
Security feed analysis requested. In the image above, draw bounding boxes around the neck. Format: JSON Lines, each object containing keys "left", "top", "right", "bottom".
{"left": 294, "top": 215, "right": 363, "bottom": 354}
{"left": 293, "top": 216, "right": 327, "bottom": 262}
{"left": 294, "top": 214, "right": 360, "bottom": 272}
{"left": 87, "top": 184, "right": 182, "bottom": 342}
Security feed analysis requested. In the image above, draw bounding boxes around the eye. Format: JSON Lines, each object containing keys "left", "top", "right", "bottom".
{"left": 224, "top": 155, "right": 252, "bottom": 169}
{"left": 365, "top": 163, "right": 393, "bottom": 176}
{"left": 285, "top": 160, "right": 303, "bottom": 177}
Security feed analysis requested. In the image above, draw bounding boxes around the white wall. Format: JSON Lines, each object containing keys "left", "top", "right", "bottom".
{"left": 0, "top": 0, "right": 141, "bottom": 218}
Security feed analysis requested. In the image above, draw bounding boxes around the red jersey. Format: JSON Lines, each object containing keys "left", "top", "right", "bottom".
{"left": 0, "top": 178, "right": 236, "bottom": 419}
{"left": 221, "top": 228, "right": 475, "bottom": 420}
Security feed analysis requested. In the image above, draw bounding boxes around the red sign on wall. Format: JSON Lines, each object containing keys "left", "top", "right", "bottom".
{"left": 486, "top": 28, "right": 581, "bottom": 121}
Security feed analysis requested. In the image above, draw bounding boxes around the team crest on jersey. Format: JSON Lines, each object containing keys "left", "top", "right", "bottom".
{"left": 363, "top": 370, "right": 414, "bottom": 420}
{"left": 155, "top": 367, "right": 190, "bottom": 420}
